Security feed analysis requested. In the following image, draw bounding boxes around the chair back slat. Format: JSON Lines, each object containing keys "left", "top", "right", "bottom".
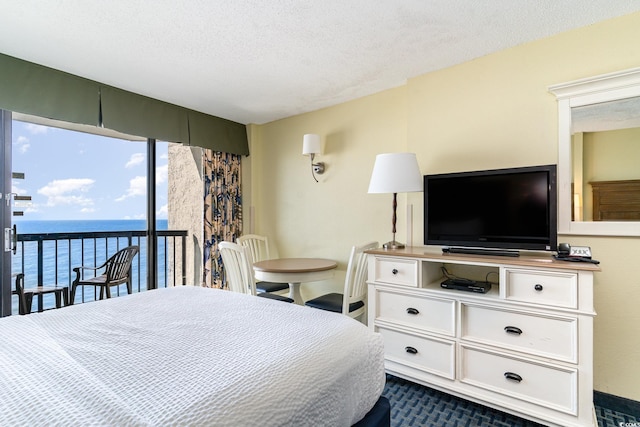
{"left": 237, "top": 234, "right": 272, "bottom": 263}
{"left": 105, "top": 246, "right": 139, "bottom": 281}
{"left": 343, "top": 241, "right": 378, "bottom": 315}
{"left": 219, "top": 241, "right": 257, "bottom": 295}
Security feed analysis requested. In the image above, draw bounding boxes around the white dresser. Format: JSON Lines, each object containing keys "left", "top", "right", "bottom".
{"left": 367, "top": 247, "right": 600, "bottom": 427}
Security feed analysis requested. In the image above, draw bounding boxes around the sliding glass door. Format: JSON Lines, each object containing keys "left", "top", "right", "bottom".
{"left": 1, "top": 112, "right": 170, "bottom": 316}
{"left": 1, "top": 111, "right": 12, "bottom": 316}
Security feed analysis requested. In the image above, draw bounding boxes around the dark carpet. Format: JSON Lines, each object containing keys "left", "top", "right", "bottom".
{"left": 382, "top": 374, "right": 639, "bottom": 427}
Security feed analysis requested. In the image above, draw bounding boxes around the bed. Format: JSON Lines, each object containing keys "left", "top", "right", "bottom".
{"left": 0, "top": 286, "right": 387, "bottom": 426}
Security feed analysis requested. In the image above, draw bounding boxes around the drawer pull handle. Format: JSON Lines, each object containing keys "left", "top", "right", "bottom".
{"left": 406, "top": 307, "right": 420, "bottom": 315}
{"left": 504, "top": 326, "right": 523, "bottom": 335}
{"left": 392, "top": 268, "right": 399, "bottom": 275}
{"left": 504, "top": 372, "right": 523, "bottom": 383}
{"left": 534, "top": 284, "right": 543, "bottom": 291}
{"left": 405, "top": 346, "right": 418, "bottom": 355}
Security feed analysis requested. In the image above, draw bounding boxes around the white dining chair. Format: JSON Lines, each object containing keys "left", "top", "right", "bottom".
{"left": 219, "top": 241, "right": 293, "bottom": 303}
{"left": 237, "top": 234, "right": 289, "bottom": 295}
{"left": 305, "top": 241, "right": 378, "bottom": 322}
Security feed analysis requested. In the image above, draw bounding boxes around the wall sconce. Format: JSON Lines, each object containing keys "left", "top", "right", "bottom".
{"left": 302, "top": 133, "right": 325, "bottom": 182}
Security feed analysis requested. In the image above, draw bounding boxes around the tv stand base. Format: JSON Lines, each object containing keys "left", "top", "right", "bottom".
{"left": 442, "top": 247, "right": 520, "bottom": 257}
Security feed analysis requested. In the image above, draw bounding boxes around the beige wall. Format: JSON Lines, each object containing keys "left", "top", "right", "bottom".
{"left": 583, "top": 128, "right": 640, "bottom": 182}
{"left": 244, "top": 88, "right": 409, "bottom": 299}
{"left": 580, "top": 128, "right": 640, "bottom": 219}
{"left": 246, "top": 11, "right": 640, "bottom": 400}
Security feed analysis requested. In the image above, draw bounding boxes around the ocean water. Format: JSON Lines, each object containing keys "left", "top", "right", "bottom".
{"left": 11, "top": 219, "right": 171, "bottom": 314}
{"left": 15, "top": 219, "right": 167, "bottom": 234}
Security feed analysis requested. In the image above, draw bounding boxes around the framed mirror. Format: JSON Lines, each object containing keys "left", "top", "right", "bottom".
{"left": 549, "top": 67, "right": 640, "bottom": 236}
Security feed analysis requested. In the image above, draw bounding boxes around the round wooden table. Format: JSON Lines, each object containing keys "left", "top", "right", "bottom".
{"left": 253, "top": 258, "right": 337, "bottom": 305}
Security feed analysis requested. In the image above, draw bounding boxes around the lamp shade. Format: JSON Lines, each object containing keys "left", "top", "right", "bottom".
{"left": 302, "top": 134, "right": 321, "bottom": 155}
{"left": 368, "top": 153, "right": 423, "bottom": 193}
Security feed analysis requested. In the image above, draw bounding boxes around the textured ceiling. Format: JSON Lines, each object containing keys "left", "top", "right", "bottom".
{"left": 0, "top": 1, "right": 639, "bottom": 125}
{"left": 572, "top": 97, "right": 640, "bottom": 133}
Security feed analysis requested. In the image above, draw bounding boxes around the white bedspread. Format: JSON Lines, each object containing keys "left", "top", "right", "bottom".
{"left": 0, "top": 286, "right": 385, "bottom": 426}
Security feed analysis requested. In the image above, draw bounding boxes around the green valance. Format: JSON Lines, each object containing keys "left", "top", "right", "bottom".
{"left": 101, "top": 86, "right": 190, "bottom": 143}
{"left": 0, "top": 53, "right": 249, "bottom": 155}
{"left": 0, "top": 54, "right": 100, "bottom": 125}
{"left": 188, "top": 110, "right": 249, "bottom": 156}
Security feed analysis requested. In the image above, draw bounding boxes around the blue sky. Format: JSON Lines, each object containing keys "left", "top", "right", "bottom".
{"left": 11, "top": 120, "right": 168, "bottom": 221}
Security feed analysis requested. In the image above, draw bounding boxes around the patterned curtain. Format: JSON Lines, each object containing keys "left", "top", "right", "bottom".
{"left": 202, "top": 150, "right": 242, "bottom": 288}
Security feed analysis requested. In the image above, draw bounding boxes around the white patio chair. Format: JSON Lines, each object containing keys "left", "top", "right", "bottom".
{"left": 219, "top": 241, "right": 293, "bottom": 303}
{"left": 305, "top": 241, "right": 378, "bottom": 322}
{"left": 237, "top": 234, "right": 289, "bottom": 295}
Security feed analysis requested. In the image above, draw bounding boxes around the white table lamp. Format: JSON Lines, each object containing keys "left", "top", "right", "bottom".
{"left": 368, "top": 153, "right": 422, "bottom": 249}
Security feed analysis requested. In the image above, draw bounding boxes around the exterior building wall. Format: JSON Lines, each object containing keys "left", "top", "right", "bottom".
{"left": 167, "top": 143, "right": 203, "bottom": 286}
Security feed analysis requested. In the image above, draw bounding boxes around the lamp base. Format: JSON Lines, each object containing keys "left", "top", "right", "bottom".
{"left": 383, "top": 241, "right": 405, "bottom": 250}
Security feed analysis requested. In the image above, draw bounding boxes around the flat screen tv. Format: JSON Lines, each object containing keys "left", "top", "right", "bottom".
{"left": 424, "top": 165, "right": 557, "bottom": 256}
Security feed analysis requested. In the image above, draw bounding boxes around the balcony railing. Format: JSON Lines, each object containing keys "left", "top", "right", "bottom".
{"left": 11, "top": 229, "right": 188, "bottom": 314}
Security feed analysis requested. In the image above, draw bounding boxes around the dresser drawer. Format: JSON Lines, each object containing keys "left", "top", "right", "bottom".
{"left": 461, "top": 304, "right": 577, "bottom": 362}
{"left": 505, "top": 269, "right": 577, "bottom": 308}
{"left": 460, "top": 345, "right": 577, "bottom": 415}
{"left": 373, "top": 257, "right": 419, "bottom": 287}
{"left": 378, "top": 326, "right": 455, "bottom": 379}
{"left": 377, "top": 290, "right": 455, "bottom": 336}
{"left": 376, "top": 290, "right": 456, "bottom": 336}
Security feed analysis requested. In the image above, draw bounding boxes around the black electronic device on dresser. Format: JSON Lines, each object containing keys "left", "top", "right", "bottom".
{"left": 554, "top": 242, "right": 600, "bottom": 264}
{"left": 440, "top": 278, "right": 492, "bottom": 293}
{"left": 424, "top": 164, "right": 557, "bottom": 257}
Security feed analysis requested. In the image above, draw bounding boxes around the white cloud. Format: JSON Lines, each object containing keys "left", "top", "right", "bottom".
{"left": 38, "top": 178, "right": 95, "bottom": 207}
{"left": 25, "top": 123, "right": 49, "bottom": 135}
{"left": 116, "top": 176, "right": 146, "bottom": 201}
{"left": 123, "top": 213, "right": 146, "bottom": 220}
{"left": 11, "top": 182, "right": 27, "bottom": 195}
{"left": 156, "top": 164, "right": 168, "bottom": 184}
{"left": 80, "top": 207, "right": 96, "bottom": 213}
{"left": 24, "top": 205, "right": 39, "bottom": 213}
{"left": 157, "top": 204, "right": 168, "bottom": 218}
{"left": 125, "top": 153, "right": 145, "bottom": 168}
{"left": 14, "top": 135, "right": 30, "bottom": 153}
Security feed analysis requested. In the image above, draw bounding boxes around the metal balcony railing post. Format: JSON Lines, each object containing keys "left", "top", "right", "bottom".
{"left": 37, "top": 239, "right": 43, "bottom": 284}
{"left": 181, "top": 234, "right": 186, "bottom": 286}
